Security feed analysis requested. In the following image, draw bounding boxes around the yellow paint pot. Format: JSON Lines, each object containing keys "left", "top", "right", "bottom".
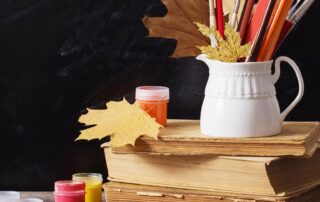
{"left": 72, "top": 173, "right": 103, "bottom": 202}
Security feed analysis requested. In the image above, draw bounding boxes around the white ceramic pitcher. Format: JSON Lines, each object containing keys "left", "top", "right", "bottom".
{"left": 197, "top": 54, "right": 304, "bottom": 138}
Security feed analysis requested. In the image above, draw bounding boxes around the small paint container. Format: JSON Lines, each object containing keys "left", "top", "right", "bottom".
{"left": 0, "top": 191, "right": 20, "bottom": 201}
{"left": 72, "top": 173, "right": 103, "bottom": 202}
{"left": 10, "top": 199, "right": 43, "bottom": 202}
{"left": 136, "top": 86, "right": 170, "bottom": 126}
{"left": 54, "top": 180, "right": 85, "bottom": 202}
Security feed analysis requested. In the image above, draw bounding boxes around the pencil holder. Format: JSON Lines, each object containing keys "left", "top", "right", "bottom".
{"left": 197, "top": 54, "right": 304, "bottom": 138}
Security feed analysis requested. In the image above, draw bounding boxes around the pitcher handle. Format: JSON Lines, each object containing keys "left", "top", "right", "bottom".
{"left": 272, "top": 56, "right": 304, "bottom": 123}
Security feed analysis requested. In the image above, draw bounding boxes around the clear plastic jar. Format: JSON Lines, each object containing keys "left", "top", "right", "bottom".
{"left": 136, "top": 86, "right": 170, "bottom": 126}
{"left": 72, "top": 173, "right": 103, "bottom": 202}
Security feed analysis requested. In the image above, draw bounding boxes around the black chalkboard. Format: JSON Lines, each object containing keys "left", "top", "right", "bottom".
{"left": 0, "top": 0, "right": 320, "bottom": 190}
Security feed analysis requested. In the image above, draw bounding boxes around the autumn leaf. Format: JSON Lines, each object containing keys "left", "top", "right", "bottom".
{"left": 76, "top": 99, "right": 162, "bottom": 147}
{"left": 194, "top": 22, "right": 224, "bottom": 44}
{"left": 143, "top": 0, "right": 246, "bottom": 58}
{"left": 196, "top": 23, "right": 251, "bottom": 62}
{"left": 143, "top": 0, "right": 210, "bottom": 58}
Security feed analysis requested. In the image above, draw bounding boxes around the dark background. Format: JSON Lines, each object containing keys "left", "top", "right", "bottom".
{"left": 0, "top": 0, "right": 319, "bottom": 190}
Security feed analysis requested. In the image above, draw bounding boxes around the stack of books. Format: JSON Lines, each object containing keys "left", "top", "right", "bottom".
{"left": 102, "top": 120, "right": 320, "bottom": 201}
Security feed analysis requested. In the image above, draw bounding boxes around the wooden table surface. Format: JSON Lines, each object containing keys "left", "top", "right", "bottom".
{"left": 21, "top": 192, "right": 106, "bottom": 201}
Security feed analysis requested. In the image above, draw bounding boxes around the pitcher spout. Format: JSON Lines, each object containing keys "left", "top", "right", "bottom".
{"left": 196, "top": 54, "right": 209, "bottom": 63}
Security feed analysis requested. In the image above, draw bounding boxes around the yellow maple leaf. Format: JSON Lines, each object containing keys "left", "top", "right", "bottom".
{"left": 194, "top": 22, "right": 224, "bottom": 44}
{"left": 76, "top": 99, "right": 162, "bottom": 147}
{"left": 196, "top": 23, "right": 251, "bottom": 62}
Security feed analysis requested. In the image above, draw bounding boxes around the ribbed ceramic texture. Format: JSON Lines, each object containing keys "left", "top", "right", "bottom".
{"left": 206, "top": 70, "right": 276, "bottom": 98}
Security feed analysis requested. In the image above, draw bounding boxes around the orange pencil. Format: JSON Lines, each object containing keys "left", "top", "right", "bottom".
{"left": 256, "top": 0, "right": 294, "bottom": 61}
{"left": 266, "top": 0, "right": 282, "bottom": 29}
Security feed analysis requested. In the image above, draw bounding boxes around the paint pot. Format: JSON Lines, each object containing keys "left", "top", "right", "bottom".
{"left": 136, "top": 86, "right": 170, "bottom": 126}
{"left": 72, "top": 173, "right": 103, "bottom": 202}
{"left": 0, "top": 191, "right": 20, "bottom": 201}
{"left": 10, "top": 198, "right": 43, "bottom": 202}
{"left": 54, "top": 180, "right": 85, "bottom": 202}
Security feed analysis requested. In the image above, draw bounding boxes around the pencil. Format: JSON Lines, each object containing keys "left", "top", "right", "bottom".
{"left": 239, "top": 0, "right": 255, "bottom": 41}
{"left": 215, "top": 0, "right": 225, "bottom": 38}
{"left": 256, "top": 0, "right": 294, "bottom": 61}
{"left": 247, "top": 0, "right": 276, "bottom": 62}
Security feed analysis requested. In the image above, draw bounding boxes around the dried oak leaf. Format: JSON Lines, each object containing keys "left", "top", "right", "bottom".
{"left": 143, "top": 0, "right": 210, "bottom": 58}
{"left": 197, "top": 23, "right": 251, "bottom": 62}
{"left": 143, "top": 0, "right": 246, "bottom": 58}
{"left": 76, "top": 99, "right": 162, "bottom": 147}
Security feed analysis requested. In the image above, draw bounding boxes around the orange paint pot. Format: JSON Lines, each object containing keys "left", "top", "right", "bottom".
{"left": 136, "top": 86, "right": 169, "bottom": 126}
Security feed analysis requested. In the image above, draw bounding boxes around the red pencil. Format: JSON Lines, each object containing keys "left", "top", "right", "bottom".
{"left": 215, "top": 0, "right": 225, "bottom": 38}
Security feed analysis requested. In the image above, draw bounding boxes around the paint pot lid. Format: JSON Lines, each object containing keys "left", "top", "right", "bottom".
{"left": 136, "top": 86, "right": 169, "bottom": 101}
{"left": 55, "top": 180, "right": 85, "bottom": 192}
{"left": 72, "top": 173, "right": 103, "bottom": 183}
{"left": 0, "top": 191, "right": 20, "bottom": 199}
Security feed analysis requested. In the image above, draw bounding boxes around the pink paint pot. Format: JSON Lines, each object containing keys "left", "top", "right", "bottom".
{"left": 54, "top": 180, "right": 85, "bottom": 202}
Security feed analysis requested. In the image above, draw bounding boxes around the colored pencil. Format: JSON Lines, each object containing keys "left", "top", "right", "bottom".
{"left": 215, "top": 0, "right": 225, "bottom": 38}
{"left": 238, "top": 0, "right": 255, "bottom": 41}
{"left": 256, "top": 0, "right": 294, "bottom": 61}
{"left": 247, "top": 0, "right": 276, "bottom": 62}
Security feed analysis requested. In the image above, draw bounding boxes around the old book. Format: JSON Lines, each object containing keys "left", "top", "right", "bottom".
{"left": 104, "top": 145, "right": 320, "bottom": 197}
{"left": 104, "top": 182, "right": 320, "bottom": 202}
{"left": 110, "top": 120, "right": 320, "bottom": 157}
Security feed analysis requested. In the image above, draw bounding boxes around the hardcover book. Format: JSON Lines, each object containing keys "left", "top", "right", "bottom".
{"left": 110, "top": 120, "right": 320, "bottom": 157}
{"left": 104, "top": 145, "right": 320, "bottom": 197}
{"left": 104, "top": 182, "right": 320, "bottom": 202}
